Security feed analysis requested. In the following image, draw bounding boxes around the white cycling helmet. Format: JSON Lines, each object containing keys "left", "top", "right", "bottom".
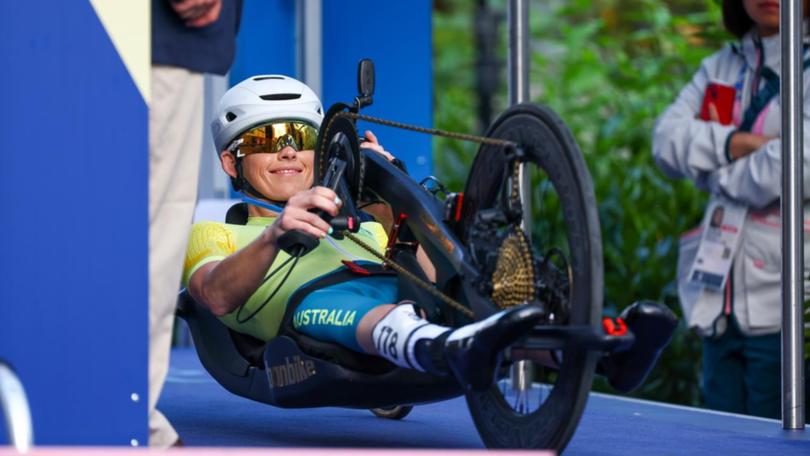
{"left": 211, "top": 75, "right": 324, "bottom": 153}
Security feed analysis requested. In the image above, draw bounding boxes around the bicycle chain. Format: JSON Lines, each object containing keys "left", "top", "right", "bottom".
{"left": 321, "top": 109, "right": 526, "bottom": 320}
{"left": 340, "top": 111, "right": 519, "bottom": 147}
{"left": 343, "top": 231, "right": 475, "bottom": 319}
{"left": 317, "top": 111, "right": 519, "bottom": 200}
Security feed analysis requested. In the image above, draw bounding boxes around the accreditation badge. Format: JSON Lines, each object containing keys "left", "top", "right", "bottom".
{"left": 686, "top": 197, "right": 747, "bottom": 291}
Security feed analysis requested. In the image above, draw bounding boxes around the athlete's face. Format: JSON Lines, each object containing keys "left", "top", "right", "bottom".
{"left": 222, "top": 146, "right": 315, "bottom": 202}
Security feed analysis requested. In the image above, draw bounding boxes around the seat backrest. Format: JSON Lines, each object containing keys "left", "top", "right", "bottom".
{"left": 225, "top": 202, "right": 249, "bottom": 225}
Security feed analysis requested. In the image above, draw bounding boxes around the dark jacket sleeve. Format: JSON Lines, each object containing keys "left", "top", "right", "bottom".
{"left": 151, "top": 0, "right": 242, "bottom": 75}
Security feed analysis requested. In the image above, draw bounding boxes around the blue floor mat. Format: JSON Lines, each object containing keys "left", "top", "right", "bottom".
{"left": 160, "top": 348, "right": 810, "bottom": 455}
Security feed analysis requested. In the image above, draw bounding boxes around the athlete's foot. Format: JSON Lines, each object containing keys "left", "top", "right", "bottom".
{"left": 598, "top": 300, "right": 678, "bottom": 393}
{"left": 443, "top": 305, "right": 544, "bottom": 392}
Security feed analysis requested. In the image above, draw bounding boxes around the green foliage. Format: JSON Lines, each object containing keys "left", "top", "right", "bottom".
{"left": 433, "top": 0, "right": 730, "bottom": 406}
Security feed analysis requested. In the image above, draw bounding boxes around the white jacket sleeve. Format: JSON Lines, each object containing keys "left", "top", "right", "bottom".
{"left": 705, "top": 139, "right": 780, "bottom": 208}
{"left": 652, "top": 56, "right": 737, "bottom": 192}
{"left": 706, "top": 125, "right": 810, "bottom": 209}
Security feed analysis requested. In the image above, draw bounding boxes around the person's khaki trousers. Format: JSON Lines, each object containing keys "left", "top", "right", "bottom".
{"left": 148, "top": 65, "right": 203, "bottom": 447}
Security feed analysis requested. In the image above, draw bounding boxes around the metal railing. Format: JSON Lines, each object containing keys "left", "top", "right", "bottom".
{"left": 0, "top": 362, "right": 33, "bottom": 453}
{"left": 508, "top": 0, "right": 535, "bottom": 404}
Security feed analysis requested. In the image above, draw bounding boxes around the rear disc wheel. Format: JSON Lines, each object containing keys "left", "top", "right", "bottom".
{"left": 460, "top": 103, "right": 603, "bottom": 451}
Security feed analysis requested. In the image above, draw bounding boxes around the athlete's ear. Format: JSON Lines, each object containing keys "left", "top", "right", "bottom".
{"left": 221, "top": 151, "right": 237, "bottom": 179}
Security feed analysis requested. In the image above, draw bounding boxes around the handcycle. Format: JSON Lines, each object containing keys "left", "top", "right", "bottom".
{"left": 177, "top": 60, "right": 643, "bottom": 452}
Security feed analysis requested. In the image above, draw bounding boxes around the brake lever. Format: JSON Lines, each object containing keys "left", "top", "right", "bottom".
{"left": 276, "top": 158, "right": 348, "bottom": 257}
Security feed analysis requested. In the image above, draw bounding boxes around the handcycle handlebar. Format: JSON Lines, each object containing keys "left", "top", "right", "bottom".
{"left": 276, "top": 156, "right": 359, "bottom": 257}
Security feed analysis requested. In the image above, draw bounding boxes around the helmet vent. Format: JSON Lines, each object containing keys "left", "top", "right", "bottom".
{"left": 253, "top": 76, "right": 284, "bottom": 81}
{"left": 225, "top": 112, "right": 237, "bottom": 122}
{"left": 260, "top": 93, "right": 302, "bottom": 101}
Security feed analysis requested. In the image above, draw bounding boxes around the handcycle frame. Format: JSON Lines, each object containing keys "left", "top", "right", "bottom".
{"left": 177, "top": 66, "right": 635, "bottom": 449}
{"left": 177, "top": 133, "right": 632, "bottom": 407}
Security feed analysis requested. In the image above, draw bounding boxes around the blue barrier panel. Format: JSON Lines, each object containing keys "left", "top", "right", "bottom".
{"left": 0, "top": 0, "right": 147, "bottom": 446}
{"left": 230, "top": 0, "right": 296, "bottom": 87}
{"left": 224, "top": 0, "right": 431, "bottom": 180}
{"left": 322, "top": 0, "right": 433, "bottom": 180}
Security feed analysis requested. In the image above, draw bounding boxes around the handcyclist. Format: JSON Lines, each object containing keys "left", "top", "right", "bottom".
{"left": 184, "top": 75, "right": 676, "bottom": 392}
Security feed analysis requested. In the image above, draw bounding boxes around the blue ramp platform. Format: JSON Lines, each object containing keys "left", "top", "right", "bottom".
{"left": 160, "top": 348, "right": 810, "bottom": 455}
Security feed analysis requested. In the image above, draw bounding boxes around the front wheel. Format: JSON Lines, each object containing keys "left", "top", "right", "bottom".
{"left": 369, "top": 405, "right": 413, "bottom": 420}
{"left": 460, "top": 103, "right": 603, "bottom": 451}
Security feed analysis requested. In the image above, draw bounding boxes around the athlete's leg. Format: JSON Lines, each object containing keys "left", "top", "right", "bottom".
{"left": 294, "top": 277, "right": 676, "bottom": 392}
{"left": 364, "top": 302, "right": 542, "bottom": 391}
{"left": 292, "top": 276, "right": 398, "bottom": 352}
{"left": 292, "top": 275, "right": 543, "bottom": 391}
{"left": 293, "top": 275, "right": 451, "bottom": 360}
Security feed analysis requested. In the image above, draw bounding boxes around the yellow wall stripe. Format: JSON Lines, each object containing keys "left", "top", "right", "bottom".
{"left": 89, "top": 0, "right": 151, "bottom": 105}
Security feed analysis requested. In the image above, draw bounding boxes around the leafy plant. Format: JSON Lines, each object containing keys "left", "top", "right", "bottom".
{"left": 433, "top": 0, "right": 729, "bottom": 406}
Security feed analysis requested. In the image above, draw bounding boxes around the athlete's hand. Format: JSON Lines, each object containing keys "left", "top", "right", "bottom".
{"left": 360, "top": 130, "right": 396, "bottom": 162}
{"left": 265, "top": 187, "right": 342, "bottom": 245}
{"left": 357, "top": 131, "right": 399, "bottom": 231}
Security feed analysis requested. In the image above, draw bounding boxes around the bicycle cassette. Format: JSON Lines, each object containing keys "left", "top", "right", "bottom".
{"left": 468, "top": 213, "right": 536, "bottom": 309}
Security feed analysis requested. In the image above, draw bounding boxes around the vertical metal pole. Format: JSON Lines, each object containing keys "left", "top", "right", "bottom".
{"left": 296, "top": 0, "right": 322, "bottom": 97}
{"left": 508, "top": 0, "right": 529, "bottom": 104}
{"left": 508, "top": 0, "right": 533, "bottom": 402}
{"left": 508, "top": 0, "right": 532, "bottom": 236}
{"left": 781, "top": 0, "right": 805, "bottom": 430}
{"left": 201, "top": 74, "right": 231, "bottom": 199}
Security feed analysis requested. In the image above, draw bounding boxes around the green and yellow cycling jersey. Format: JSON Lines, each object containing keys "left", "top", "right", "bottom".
{"left": 183, "top": 216, "right": 388, "bottom": 341}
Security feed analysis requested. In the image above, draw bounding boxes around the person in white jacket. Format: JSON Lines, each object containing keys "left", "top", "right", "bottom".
{"left": 653, "top": 0, "right": 809, "bottom": 419}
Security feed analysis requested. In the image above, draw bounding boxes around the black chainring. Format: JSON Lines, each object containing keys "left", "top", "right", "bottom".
{"left": 314, "top": 104, "right": 363, "bottom": 201}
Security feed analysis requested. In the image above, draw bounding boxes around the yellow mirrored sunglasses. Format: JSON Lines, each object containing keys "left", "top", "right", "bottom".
{"left": 234, "top": 121, "right": 318, "bottom": 157}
